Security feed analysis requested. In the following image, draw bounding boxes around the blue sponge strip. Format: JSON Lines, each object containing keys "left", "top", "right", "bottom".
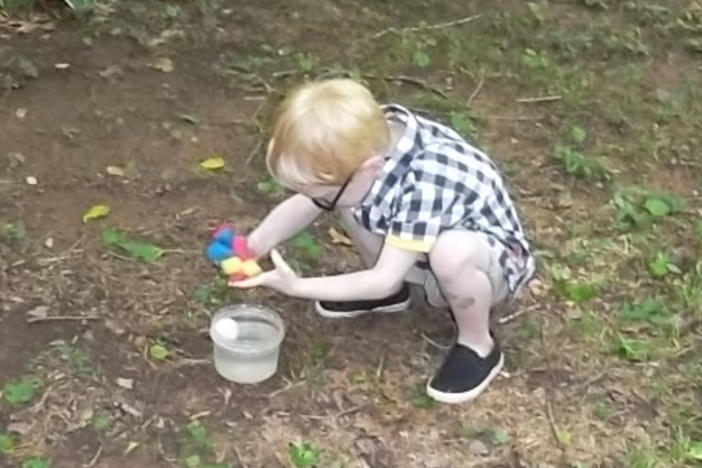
{"left": 206, "top": 241, "right": 233, "bottom": 263}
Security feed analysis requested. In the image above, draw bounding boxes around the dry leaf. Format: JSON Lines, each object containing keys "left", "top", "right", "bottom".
{"left": 98, "top": 65, "right": 123, "bottom": 79}
{"left": 7, "top": 421, "right": 32, "bottom": 435}
{"left": 151, "top": 57, "right": 174, "bottom": 72}
{"left": 124, "top": 441, "right": 139, "bottom": 455}
{"left": 82, "top": 204, "right": 110, "bottom": 223}
{"left": 106, "top": 165, "right": 125, "bottom": 177}
{"left": 104, "top": 318, "right": 126, "bottom": 335}
{"left": 54, "top": 63, "right": 70, "bottom": 70}
{"left": 116, "top": 378, "right": 134, "bottom": 389}
{"left": 44, "top": 237, "right": 54, "bottom": 249}
{"left": 15, "top": 108, "right": 27, "bottom": 119}
{"left": 199, "top": 156, "right": 225, "bottom": 170}
{"left": 329, "top": 227, "right": 353, "bottom": 246}
{"left": 27, "top": 305, "right": 49, "bottom": 321}
{"left": 25, "top": 176, "right": 38, "bottom": 185}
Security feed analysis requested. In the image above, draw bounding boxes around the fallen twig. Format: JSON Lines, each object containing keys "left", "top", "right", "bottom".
{"left": 421, "top": 333, "right": 450, "bottom": 350}
{"left": 480, "top": 115, "right": 546, "bottom": 122}
{"left": 497, "top": 303, "right": 540, "bottom": 325}
{"left": 245, "top": 139, "right": 263, "bottom": 166}
{"left": 371, "top": 14, "right": 481, "bottom": 40}
{"left": 516, "top": 95, "right": 562, "bottom": 104}
{"left": 268, "top": 379, "right": 305, "bottom": 398}
{"left": 336, "top": 403, "right": 368, "bottom": 420}
{"left": 376, "top": 74, "right": 450, "bottom": 100}
{"left": 544, "top": 392, "right": 565, "bottom": 450}
{"left": 234, "top": 446, "right": 249, "bottom": 468}
{"left": 467, "top": 70, "right": 485, "bottom": 107}
{"left": 84, "top": 444, "right": 103, "bottom": 468}
{"left": 27, "top": 315, "right": 99, "bottom": 324}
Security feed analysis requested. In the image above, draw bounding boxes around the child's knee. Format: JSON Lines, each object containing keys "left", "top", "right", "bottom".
{"left": 429, "top": 230, "right": 490, "bottom": 279}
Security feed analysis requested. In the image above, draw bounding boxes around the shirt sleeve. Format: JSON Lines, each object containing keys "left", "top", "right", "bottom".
{"left": 385, "top": 168, "right": 446, "bottom": 253}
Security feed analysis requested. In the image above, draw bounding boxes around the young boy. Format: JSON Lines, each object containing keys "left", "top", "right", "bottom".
{"left": 232, "top": 79, "right": 535, "bottom": 404}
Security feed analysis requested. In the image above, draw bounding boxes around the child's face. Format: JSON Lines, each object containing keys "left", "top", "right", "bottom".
{"left": 298, "top": 155, "right": 385, "bottom": 211}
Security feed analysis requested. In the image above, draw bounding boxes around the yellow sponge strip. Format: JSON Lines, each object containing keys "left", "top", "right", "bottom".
{"left": 242, "top": 259, "right": 262, "bottom": 277}
{"left": 220, "top": 257, "right": 243, "bottom": 275}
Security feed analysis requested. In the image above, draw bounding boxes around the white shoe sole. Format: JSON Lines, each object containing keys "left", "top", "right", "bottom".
{"left": 314, "top": 298, "right": 410, "bottom": 318}
{"left": 426, "top": 353, "right": 504, "bottom": 404}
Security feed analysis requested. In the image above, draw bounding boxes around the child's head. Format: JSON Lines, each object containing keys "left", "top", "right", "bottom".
{"left": 266, "top": 79, "right": 389, "bottom": 188}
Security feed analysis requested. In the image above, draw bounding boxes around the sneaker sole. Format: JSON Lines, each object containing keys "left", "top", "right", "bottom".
{"left": 314, "top": 298, "right": 410, "bottom": 318}
{"left": 425, "top": 353, "right": 504, "bottom": 404}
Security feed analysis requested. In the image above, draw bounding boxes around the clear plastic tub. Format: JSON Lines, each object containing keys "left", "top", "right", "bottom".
{"left": 209, "top": 304, "right": 285, "bottom": 384}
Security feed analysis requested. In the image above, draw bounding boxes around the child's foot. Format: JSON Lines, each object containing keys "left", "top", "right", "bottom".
{"left": 426, "top": 340, "right": 504, "bottom": 404}
{"left": 314, "top": 283, "right": 411, "bottom": 318}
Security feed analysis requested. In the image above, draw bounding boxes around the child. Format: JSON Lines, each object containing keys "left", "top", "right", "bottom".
{"left": 232, "top": 79, "right": 535, "bottom": 404}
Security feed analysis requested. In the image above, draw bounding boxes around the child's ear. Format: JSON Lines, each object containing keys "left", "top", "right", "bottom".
{"left": 359, "top": 155, "right": 385, "bottom": 175}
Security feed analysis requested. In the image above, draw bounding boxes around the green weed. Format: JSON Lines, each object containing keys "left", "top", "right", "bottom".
{"left": 91, "top": 409, "right": 114, "bottom": 432}
{"left": 185, "top": 421, "right": 212, "bottom": 452}
{"left": 625, "top": 445, "right": 661, "bottom": 468}
{"left": 411, "top": 386, "right": 436, "bottom": 409}
{"left": 448, "top": 111, "right": 477, "bottom": 140}
{"left": 0, "top": 221, "right": 26, "bottom": 245}
{"left": 619, "top": 298, "right": 671, "bottom": 326}
{"left": 648, "top": 251, "right": 681, "bottom": 278}
{"left": 553, "top": 126, "right": 608, "bottom": 180}
{"left": 288, "top": 441, "right": 321, "bottom": 468}
{"left": 613, "top": 334, "right": 649, "bottom": 362}
{"left": 3, "top": 377, "right": 39, "bottom": 405}
{"left": 21, "top": 457, "right": 50, "bottom": 468}
{"left": 256, "top": 177, "right": 286, "bottom": 198}
{"left": 101, "top": 228, "right": 165, "bottom": 263}
{"left": 149, "top": 341, "right": 170, "bottom": 361}
{"left": 289, "top": 231, "right": 323, "bottom": 261}
{"left": 55, "top": 342, "right": 94, "bottom": 377}
{"left": 0, "top": 433, "right": 15, "bottom": 454}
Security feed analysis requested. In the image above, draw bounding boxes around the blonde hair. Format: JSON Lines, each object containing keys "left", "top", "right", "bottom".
{"left": 266, "top": 79, "right": 389, "bottom": 186}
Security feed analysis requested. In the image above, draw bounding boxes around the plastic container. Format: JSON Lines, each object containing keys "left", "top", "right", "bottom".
{"left": 209, "top": 304, "right": 285, "bottom": 384}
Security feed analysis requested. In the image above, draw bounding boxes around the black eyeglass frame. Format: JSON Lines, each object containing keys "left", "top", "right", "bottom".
{"left": 311, "top": 175, "right": 353, "bottom": 211}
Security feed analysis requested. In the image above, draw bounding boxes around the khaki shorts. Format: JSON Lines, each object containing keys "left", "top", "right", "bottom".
{"left": 405, "top": 231, "right": 510, "bottom": 308}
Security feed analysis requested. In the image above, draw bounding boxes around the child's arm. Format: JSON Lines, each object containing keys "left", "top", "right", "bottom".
{"left": 247, "top": 194, "right": 321, "bottom": 257}
{"left": 233, "top": 242, "right": 420, "bottom": 301}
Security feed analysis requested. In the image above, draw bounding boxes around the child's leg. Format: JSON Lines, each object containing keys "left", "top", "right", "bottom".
{"left": 426, "top": 230, "right": 508, "bottom": 403}
{"left": 314, "top": 209, "right": 410, "bottom": 317}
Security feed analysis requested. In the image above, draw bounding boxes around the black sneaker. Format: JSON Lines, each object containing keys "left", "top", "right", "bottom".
{"left": 314, "top": 283, "right": 411, "bottom": 318}
{"left": 426, "top": 340, "right": 504, "bottom": 404}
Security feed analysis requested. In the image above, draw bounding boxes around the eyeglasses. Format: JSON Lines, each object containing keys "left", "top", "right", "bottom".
{"left": 311, "top": 175, "right": 352, "bottom": 211}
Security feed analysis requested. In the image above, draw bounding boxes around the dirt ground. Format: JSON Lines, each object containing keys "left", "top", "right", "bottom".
{"left": 1, "top": 1, "right": 701, "bottom": 467}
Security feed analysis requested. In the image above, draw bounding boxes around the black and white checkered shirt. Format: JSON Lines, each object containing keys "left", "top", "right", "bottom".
{"left": 352, "top": 104, "right": 535, "bottom": 298}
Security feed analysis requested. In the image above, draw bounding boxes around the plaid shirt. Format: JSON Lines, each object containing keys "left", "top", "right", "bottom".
{"left": 352, "top": 104, "right": 535, "bottom": 298}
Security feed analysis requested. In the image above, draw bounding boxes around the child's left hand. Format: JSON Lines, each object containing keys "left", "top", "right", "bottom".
{"left": 229, "top": 249, "right": 298, "bottom": 294}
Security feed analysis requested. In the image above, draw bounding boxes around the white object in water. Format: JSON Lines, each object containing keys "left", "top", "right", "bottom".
{"left": 214, "top": 317, "right": 239, "bottom": 341}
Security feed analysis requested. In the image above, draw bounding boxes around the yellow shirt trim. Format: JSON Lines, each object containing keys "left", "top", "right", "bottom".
{"left": 386, "top": 235, "right": 434, "bottom": 253}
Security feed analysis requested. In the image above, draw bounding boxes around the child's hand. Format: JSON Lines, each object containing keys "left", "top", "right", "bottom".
{"left": 229, "top": 249, "right": 299, "bottom": 294}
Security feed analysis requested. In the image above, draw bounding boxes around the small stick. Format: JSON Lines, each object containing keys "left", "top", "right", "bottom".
{"left": 375, "top": 355, "right": 385, "bottom": 380}
{"left": 268, "top": 380, "right": 305, "bottom": 398}
{"left": 481, "top": 115, "right": 545, "bottom": 121}
{"left": 336, "top": 403, "right": 368, "bottom": 420}
{"left": 372, "top": 14, "right": 481, "bottom": 39}
{"left": 245, "top": 139, "right": 263, "bottom": 166}
{"left": 467, "top": 70, "right": 485, "bottom": 107}
{"left": 497, "top": 304, "right": 540, "bottom": 325}
{"left": 421, "top": 333, "right": 450, "bottom": 350}
{"left": 544, "top": 391, "right": 565, "bottom": 450}
{"left": 234, "top": 446, "right": 249, "bottom": 468}
{"left": 379, "top": 75, "right": 450, "bottom": 100}
{"left": 84, "top": 444, "right": 103, "bottom": 468}
{"left": 516, "top": 95, "right": 562, "bottom": 104}
{"left": 27, "top": 315, "right": 99, "bottom": 324}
